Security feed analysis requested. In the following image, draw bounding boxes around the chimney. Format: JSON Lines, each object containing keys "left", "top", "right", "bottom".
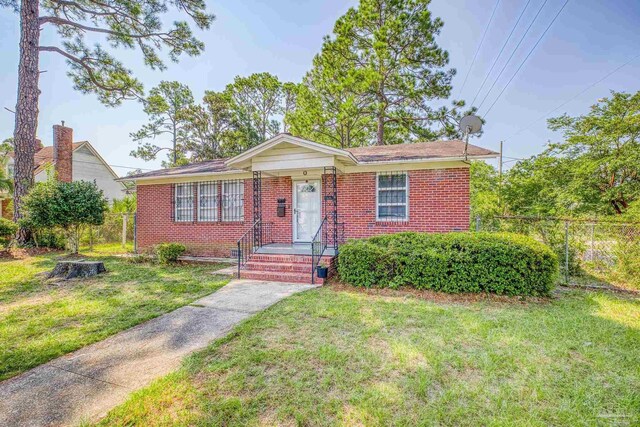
{"left": 34, "top": 138, "right": 43, "bottom": 152}
{"left": 53, "top": 122, "right": 73, "bottom": 183}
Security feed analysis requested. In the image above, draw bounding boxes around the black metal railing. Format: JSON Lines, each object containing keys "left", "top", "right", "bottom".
{"left": 237, "top": 219, "right": 274, "bottom": 277}
{"left": 311, "top": 216, "right": 328, "bottom": 284}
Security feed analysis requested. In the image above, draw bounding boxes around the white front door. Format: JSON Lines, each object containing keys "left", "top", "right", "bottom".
{"left": 293, "top": 180, "right": 321, "bottom": 242}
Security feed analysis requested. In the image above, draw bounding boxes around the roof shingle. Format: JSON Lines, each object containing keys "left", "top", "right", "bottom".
{"left": 126, "top": 139, "right": 497, "bottom": 180}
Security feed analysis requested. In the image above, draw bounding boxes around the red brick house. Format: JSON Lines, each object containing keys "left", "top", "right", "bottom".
{"left": 126, "top": 134, "right": 497, "bottom": 283}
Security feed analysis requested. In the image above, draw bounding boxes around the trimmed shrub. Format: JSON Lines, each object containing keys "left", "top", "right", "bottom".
{"left": 0, "top": 218, "right": 17, "bottom": 245}
{"left": 338, "top": 232, "right": 558, "bottom": 296}
{"left": 156, "top": 243, "right": 186, "bottom": 265}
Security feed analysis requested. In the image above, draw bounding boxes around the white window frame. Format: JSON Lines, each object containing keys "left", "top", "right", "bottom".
{"left": 197, "top": 182, "right": 219, "bottom": 222}
{"left": 221, "top": 180, "right": 245, "bottom": 222}
{"left": 174, "top": 183, "right": 194, "bottom": 222}
{"left": 376, "top": 171, "right": 409, "bottom": 222}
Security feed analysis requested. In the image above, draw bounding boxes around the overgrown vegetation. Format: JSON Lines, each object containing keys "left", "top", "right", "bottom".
{"left": 0, "top": 218, "right": 17, "bottom": 246}
{"left": 94, "top": 287, "right": 640, "bottom": 426}
{"left": 338, "top": 232, "right": 558, "bottom": 296}
{"left": 0, "top": 247, "right": 229, "bottom": 380}
{"left": 156, "top": 243, "right": 187, "bottom": 264}
{"left": 21, "top": 180, "right": 108, "bottom": 253}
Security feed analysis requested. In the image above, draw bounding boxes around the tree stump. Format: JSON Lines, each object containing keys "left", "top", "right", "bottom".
{"left": 48, "top": 260, "right": 107, "bottom": 280}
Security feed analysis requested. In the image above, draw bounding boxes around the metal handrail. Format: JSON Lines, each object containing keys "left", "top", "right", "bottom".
{"left": 236, "top": 219, "right": 274, "bottom": 278}
{"left": 311, "top": 216, "right": 328, "bottom": 284}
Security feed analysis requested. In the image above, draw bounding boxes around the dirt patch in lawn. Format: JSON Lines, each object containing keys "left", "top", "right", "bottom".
{"left": 0, "top": 247, "right": 61, "bottom": 260}
{"left": 327, "top": 281, "right": 552, "bottom": 306}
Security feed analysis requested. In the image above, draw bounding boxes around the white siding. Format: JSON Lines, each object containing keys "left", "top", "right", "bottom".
{"left": 72, "top": 145, "right": 125, "bottom": 203}
{"left": 251, "top": 142, "right": 335, "bottom": 171}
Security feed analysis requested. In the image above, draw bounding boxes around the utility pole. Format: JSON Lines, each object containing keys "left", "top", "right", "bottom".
{"left": 498, "top": 140, "right": 503, "bottom": 213}
{"left": 498, "top": 140, "right": 503, "bottom": 181}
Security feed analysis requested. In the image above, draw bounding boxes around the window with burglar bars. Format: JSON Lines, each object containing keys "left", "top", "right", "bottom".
{"left": 222, "top": 180, "right": 244, "bottom": 221}
{"left": 173, "top": 180, "right": 244, "bottom": 223}
{"left": 198, "top": 182, "right": 218, "bottom": 221}
{"left": 377, "top": 172, "right": 408, "bottom": 221}
{"left": 174, "top": 183, "right": 195, "bottom": 222}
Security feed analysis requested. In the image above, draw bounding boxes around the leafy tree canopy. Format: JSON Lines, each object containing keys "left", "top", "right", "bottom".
{"left": 297, "top": 0, "right": 475, "bottom": 146}
{"left": 130, "top": 81, "right": 195, "bottom": 166}
{"left": 547, "top": 91, "right": 640, "bottom": 215}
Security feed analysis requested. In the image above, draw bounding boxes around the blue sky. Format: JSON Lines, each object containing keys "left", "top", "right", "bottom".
{"left": 0, "top": 0, "right": 639, "bottom": 174}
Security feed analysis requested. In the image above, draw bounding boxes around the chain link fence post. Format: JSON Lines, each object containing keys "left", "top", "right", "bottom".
{"left": 564, "top": 220, "right": 570, "bottom": 284}
{"left": 133, "top": 213, "right": 137, "bottom": 254}
{"left": 475, "top": 215, "right": 481, "bottom": 232}
{"left": 122, "top": 213, "right": 128, "bottom": 249}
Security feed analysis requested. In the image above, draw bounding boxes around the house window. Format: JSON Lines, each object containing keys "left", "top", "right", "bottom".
{"left": 222, "top": 180, "right": 244, "bottom": 222}
{"left": 174, "top": 183, "right": 194, "bottom": 222}
{"left": 377, "top": 172, "right": 408, "bottom": 221}
{"left": 198, "top": 182, "right": 218, "bottom": 222}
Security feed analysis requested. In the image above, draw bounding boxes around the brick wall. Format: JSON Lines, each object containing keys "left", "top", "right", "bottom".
{"left": 135, "top": 168, "right": 470, "bottom": 256}
{"left": 336, "top": 168, "right": 470, "bottom": 239}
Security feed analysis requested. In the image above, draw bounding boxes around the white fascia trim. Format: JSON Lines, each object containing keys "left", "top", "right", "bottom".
{"left": 226, "top": 134, "right": 358, "bottom": 166}
{"left": 118, "top": 169, "right": 250, "bottom": 183}
{"left": 355, "top": 154, "right": 498, "bottom": 166}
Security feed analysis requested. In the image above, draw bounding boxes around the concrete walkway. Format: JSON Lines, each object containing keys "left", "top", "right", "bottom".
{"left": 0, "top": 279, "right": 317, "bottom": 427}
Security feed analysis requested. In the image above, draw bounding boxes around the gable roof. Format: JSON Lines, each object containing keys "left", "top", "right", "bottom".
{"left": 226, "top": 133, "right": 358, "bottom": 168}
{"left": 32, "top": 142, "right": 84, "bottom": 174}
{"left": 124, "top": 135, "right": 498, "bottom": 182}
{"left": 9, "top": 141, "right": 122, "bottom": 181}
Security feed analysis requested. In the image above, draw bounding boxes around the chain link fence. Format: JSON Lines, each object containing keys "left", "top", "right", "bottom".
{"left": 476, "top": 216, "right": 640, "bottom": 289}
{"left": 80, "top": 212, "right": 136, "bottom": 252}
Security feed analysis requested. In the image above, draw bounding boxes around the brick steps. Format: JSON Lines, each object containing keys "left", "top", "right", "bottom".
{"left": 245, "top": 261, "right": 312, "bottom": 273}
{"left": 240, "top": 253, "right": 332, "bottom": 284}
{"left": 239, "top": 269, "right": 323, "bottom": 284}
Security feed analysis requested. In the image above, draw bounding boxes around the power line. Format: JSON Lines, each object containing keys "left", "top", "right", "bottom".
{"left": 504, "top": 51, "right": 640, "bottom": 142}
{"left": 470, "top": 0, "right": 533, "bottom": 107}
{"left": 457, "top": 0, "right": 502, "bottom": 97}
{"left": 482, "top": 0, "right": 571, "bottom": 117}
{"left": 476, "top": 0, "right": 551, "bottom": 111}
{"left": 31, "top": 153, "right": 154, "bottom": 171}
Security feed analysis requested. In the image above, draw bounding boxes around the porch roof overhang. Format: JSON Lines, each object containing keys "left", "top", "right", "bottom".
{"left": 225, "top": 133, "right": 359, "bottom": 172}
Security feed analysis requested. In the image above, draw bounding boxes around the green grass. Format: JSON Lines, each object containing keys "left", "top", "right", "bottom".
{"left": 0, "top": 246, "right": 230, "bottom": 381}
{"left": 96, "top": 286, "right": 639, "bottom": 426}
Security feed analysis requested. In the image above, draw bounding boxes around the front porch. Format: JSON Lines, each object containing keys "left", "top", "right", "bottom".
{"left": 256, "top": 243, "right": 338, "bottom": 257}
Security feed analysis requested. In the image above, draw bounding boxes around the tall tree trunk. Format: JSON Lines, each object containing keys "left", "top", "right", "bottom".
{"left": 376, "top": 111, "right": 384, "bottom": 146}
{"left": 13, "top": 0, "right": 40, "bottom": 244}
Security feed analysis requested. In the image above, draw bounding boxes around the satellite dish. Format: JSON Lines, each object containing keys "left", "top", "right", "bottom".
{"left": 459, "top": 114, "right": 483, "bottom": 161}
{"left": 459, "top": 114, "right": 483, "bottom": 135}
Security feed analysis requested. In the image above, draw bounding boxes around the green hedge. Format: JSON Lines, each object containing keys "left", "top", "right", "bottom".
{"left": 337, "top": 232, "right": 558, "bottom": 296}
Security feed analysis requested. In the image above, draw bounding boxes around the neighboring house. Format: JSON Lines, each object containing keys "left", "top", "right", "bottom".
{"left": 125, "top": 133, "right": 498, "bottom": 283}
{"left": 1, "top": 124, "right": 126, "bottom": 219}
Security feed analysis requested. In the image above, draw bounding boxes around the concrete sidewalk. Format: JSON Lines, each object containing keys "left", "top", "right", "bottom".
{"left": 0, "top": 279, "right": 317, "bottom": 427}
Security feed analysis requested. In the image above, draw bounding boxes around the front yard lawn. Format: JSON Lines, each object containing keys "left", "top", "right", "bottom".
{"left": 0, "top": 249, "right": 230, "bottom": 381}
{"left": 97, "top": 286, "right": 639, "bottom": 426}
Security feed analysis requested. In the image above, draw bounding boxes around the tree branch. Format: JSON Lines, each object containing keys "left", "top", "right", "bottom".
{"left": 38, "top": 45, "right": 140, "bottom": 99}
